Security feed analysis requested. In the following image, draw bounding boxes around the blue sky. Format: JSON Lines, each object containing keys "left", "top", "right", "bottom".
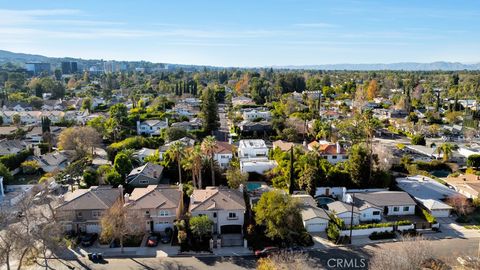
{"left": 0, "top": 0, "right": 479, "bottom": 67}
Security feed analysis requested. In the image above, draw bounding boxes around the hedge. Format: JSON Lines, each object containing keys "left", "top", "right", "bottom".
{"left": 350, "top": 220, "right": 412, "bottom": 230}
{"left": 369, "top": 231, "right": 396, "bottom": 240}
{"left": 420, "top": 209, "right": 437, "bottom": 224}
{"left": 107, "top": 136, "right": 163, "bottom": 160}
{"left": 0, "top": 149, "right": 33, "bottom": 170}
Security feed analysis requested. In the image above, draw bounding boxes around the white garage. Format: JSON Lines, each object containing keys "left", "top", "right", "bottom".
{"left": 86, "top": 223, "right": 101, "bottom": 233}
{"left": 420, "top": 199, "right": 453, "bottom": 218}
{"left": 301, "top": 208, "right": 331, "bottom": 233}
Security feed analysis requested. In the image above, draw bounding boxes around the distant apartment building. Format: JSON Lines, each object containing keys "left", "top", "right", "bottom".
{"left": 25, "top": 62, "right": 51, "bottom": 75}
{"left": 61, "top": 61, "right": 78, "bottom": 74}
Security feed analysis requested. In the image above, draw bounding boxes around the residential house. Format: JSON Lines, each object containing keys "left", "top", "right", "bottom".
{"left": 326, "top": 201, "right": 360, "bottom": 226}
{"left": 307, "top": 141, "right": 348, "bottom": 164}
{"left": 445, "top": 174, "right": 480, "bottom": 199}
{"left": 238, "top": 120, "right": 273, "bottom": 134}
{"left": 352, "top": 191, "right": 416, "bottom": 220}
{"left": 126, "top": 162, "right": 164, "bottom": 187}
{"left": 0, "top": 139, "right": 27, "bottom": 156}
{"left": 56, "top": 186, "right": 122, "bottom": 233}
{"left": 134, "top": 148, "right": 157, "bottom": 163}
{"left": 125, "top": 185, "right": 181, "bottom": 233}
{"left": 159, "top": 137, "right": 196, "bottom": 160}
{"left": 213, "top": 141, "right": 234, "bottom": 169}
{"left": 241, "top": 108, "right": 271, "bottom": 121}
{"left": 238, "top": 139, "right": 276, "bottom": 174}
{"left": 136, "top": 120, "right": 168, "bottom": 136}
{"left": 31, "top": 151, "right": 70, "bottom": 172}
{"left": 396, "top": 175, "right": 459, "bottom": 217}
{"left": 238, "top": 139, "right": 269, "bottom": 158}
{"left": 272, "top": 140, "right": 297, "bottom": 152}
{"left": 292, "top": 194, "right": 331, "bottom": 232}
{"left": 189, "top": 187, "right": 246, "bottom": 236}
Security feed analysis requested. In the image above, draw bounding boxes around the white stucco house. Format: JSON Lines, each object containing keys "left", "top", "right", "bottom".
{"left": 238, "top": 139, "right": 269, "bottom": 158}
{"left": 213, "top": 141, "right": 234, "bottom": 169}
{"left": 326, "top": 201, "right": 360, "bottom": 226}
{"left": 307, "top": 141, "right": 348, "bottom": 164}
{"left": 136, "top": 120, "right": 168, "bottom": 136}
{"left": 352, "top": 191, "right": 417, "bottom": 217}
{"left": 241, "top": 109, "right": 271, "bottom": 121}
{"left": 239, "top": 158, "right": 277, "bottom": 174}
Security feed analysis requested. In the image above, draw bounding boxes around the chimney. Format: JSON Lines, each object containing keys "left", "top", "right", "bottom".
{"left": 124, "top": 193, "right": 130, "bottom": 203}
{"left": 118, "top": 184, "right": 124, "bottom": 200}
{"left": 336, "top": 141, "right": 341, "bottom": 154}
{"left": 0, "top": 176, "right": 4, "bottom": 197}
{"left": 136, "top": 121, "right": 140, "bottom": 134}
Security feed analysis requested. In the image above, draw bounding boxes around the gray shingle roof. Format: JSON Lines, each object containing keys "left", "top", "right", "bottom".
{"left": 353, "top": 191, "right": 416, "bottom": 208}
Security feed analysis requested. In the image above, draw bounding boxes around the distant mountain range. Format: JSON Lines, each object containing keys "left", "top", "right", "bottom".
{"left": 1, "top": 49, "right": 479, "bottom": 71}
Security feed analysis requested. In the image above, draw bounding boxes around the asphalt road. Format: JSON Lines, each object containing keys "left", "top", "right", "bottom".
{"left": 214, "top": 103, "right": 229, "bottom": 142}
{"left": 26, "top": 238, "right": 480, "bottom": 270}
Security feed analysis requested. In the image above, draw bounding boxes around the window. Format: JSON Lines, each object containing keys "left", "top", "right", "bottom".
{"left": 77, "top": 212, "right": 82, "bottom": 218}
{"left": 403, "top": 206, "right": 410, "bottom": 212}
{"left": 393, "top": 207, "right": 399, "bottom": 212}
{"left": 145, "top": 210, "right": 150, "bottom": 215}
{"left": 228, "top": 212, "right": 237, "bottom": 219}
{"left": 213, "top": 212, "right": 217, "bottom": 218}
{"left": 372, "top": 211, "right": 380, "bottom": 215}
{"left": 332, "top": 155, "right": 337, "bottom": 159}
{"left": 139, "top": 180, "right": 149, "bottom": 185}
{"left": 92, "top": 211, "right": 101, "bottom": 218}
{"left": 159, "top": 210, "right": 170, "bottom": 217}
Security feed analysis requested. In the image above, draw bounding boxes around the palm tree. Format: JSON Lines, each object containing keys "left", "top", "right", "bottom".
{"left": 201, "top": 136, "right": 217, "bottom": 187}
{"left": 169, "top": 141, "right": 185, "bottom": 184}
{"left": 436, "top": 143, "right": 456, "bottom": 162}
{"left": 182, "top": 145, "right": 203, "bottom": 189}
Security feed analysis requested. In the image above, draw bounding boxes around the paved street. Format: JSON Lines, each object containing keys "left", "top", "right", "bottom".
{"left": 21, "top": 237, "right": 480, "bottom": 270}
{"left": 214, "top": 103, "right": 229, "bottom": 142}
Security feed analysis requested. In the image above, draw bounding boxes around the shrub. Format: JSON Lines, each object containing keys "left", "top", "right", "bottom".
{"left": 0, "top": 149, "right": 32, "bottom": 170}
{"left": 369, "top": 231, "right": 396, "bottom": 240}
{"left": 350, "top": 220, "right": 411, "bottom": 230}
{"left": 420, "top": 209, "right": 437, "bottom": 223}
{"left": 411, "top": 135, "right": 426, "bottom": 146}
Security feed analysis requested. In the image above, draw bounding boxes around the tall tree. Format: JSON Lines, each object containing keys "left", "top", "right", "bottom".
{"left": 168, "top": 141, "right": 185, "bottom": 184}
{"left": 200, "top": 88, "right": 220, "bottom": 134}
{"left": 288, "top": 147, "right": 295, "bottom": 195}
{"left": 201, "top": 136, "right": 217, "bottom": 187}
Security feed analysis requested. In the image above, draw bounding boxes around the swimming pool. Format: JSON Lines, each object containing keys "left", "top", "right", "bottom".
{"left": 315, "top": 196, "right": 335, "bottom": 207}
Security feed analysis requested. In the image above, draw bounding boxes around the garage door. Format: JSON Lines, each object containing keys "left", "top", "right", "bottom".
{"left": 220, "top": 225, "right": 242, "bottom": 234}
{"left": 306, "top": 222, "right": 327, "bottom": 232}
{"left": 86, "top": 223, "right": 100, "bottom": 233}
{"left": 153, "top": 222, "right": 173, "bottom": 232}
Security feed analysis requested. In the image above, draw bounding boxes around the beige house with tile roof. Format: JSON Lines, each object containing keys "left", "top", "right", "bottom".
{"left": 55, "top": 186, "right": 122, "bottom": 233}
{"left": 189, "top": 187, "right": 246, "bottom": 235}
{"left": 125, "top": 185, "right": 182, "bottom": 233}
{"left": 213, "top": 141, "right": 234, "bottom": 169}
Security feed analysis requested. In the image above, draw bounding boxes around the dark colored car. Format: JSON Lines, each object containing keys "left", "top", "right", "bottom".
{"left": 160, "top": 234, "right": 171, "bottom": 244}
{"left": 80, "top": 233, "right": 98, "bottom": 247}
{"left": 255, "top": 247, "right": 279, "bottom": 257}
{"left": 146, "top": 235, "right": 158, "bottom": 247}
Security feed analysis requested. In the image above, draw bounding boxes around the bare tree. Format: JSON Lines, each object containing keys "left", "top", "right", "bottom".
{"left": 447, "top": 195, "right": 474, "bottom": 217}
{"left": 0, "top": 183, "right": 64, "bottom": 270}
{"left": 370, "top": 236, "right": 438, "bottom": 270}
{"left": 257, "top": 250, "right": 315, "bottom": 270}
{"left": 58, "top": 126, "right": 102, "bottom": 159}
{"left": 100, "top": 198, "right": 145, "bottom": 253}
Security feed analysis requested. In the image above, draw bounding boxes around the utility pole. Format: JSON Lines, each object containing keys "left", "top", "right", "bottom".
{"left": 349, "top": 193, "right": 355, "bottom": 244}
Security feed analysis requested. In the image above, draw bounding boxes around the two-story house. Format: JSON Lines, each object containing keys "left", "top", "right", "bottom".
{"left": 307, "top": 141, "right": 348, "bottom": 164}
{"left": 126, "top": 162, "right": 164, "bottom": 187}
{"left": 213, "top": 141, "right": 234, "bottom": 169}
{"left": 241, "top": 108, "right": 271, "bottom": 121}
{"left": 55, "top": 186, "right": 122, "bottom": 233}
{"left": 136, "top": 120, "right": 168, "bottom": 136}
{"left": 238, "top": 139, "right": 276, "bottom": 174}
{"left": 189, "top": 187, "right": 246, "bottom": 236}
{"left": 125, "top": 185, "right": 182, "bottom": 233}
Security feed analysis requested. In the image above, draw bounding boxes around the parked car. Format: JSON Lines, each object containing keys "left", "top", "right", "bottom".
{"left": 160, "top": 234, "right": 171, "bottom": 244}
{"left": 80, "top": 233, "right": 98, "bottom": 247}
{"left": 87, "top": 252, "right": 104, "bottom": 263}
{"left": 255, "top": 247, "right": 279, "bottom": 257}
{"left": 146, "top": 235, "right": 158, "bottom": 247}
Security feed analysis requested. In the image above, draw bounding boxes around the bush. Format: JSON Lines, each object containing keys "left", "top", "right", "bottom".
{"left": 411, "top": 135, "right": 426, "bottom": 146}
{"left": 420, "top": 209, "right": 437, "bottom": 223}
{"left": 456, "top": 215, "right": 471, "bottom": 223}
{"left": 299, "top": 232, "right": 314, "bottom": 247}
{"left": 369, "top": 231, "right": 396, "bottom": 240}
{"left": 350, "top": 220, "right": 411, "bottom": 230}
{"left": 0, "top": 149, "right": 32, "bottom": 170}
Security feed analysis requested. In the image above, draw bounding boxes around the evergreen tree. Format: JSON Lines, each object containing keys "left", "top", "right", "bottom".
{"left": 288, "top": 147, "right": 295, "bottom": 195}
{"left": 201, "top": 88, "right": 220, "bottom": 134}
